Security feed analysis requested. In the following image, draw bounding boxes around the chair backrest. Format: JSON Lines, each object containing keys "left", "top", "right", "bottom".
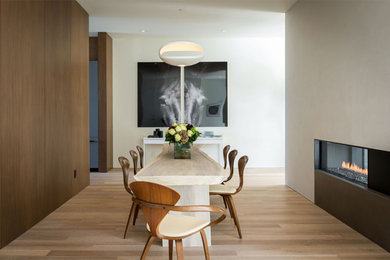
{"left": 236, "top": 155, "right": 249, "bottom": 194}
{"left": 224, "top": 149, "right": 238, "bottom": 183}
{"left": 136, "top": 145, "right": 144, "bottom": 168}
{"left": 130, "top": 181, "right": 180, "bottom": 238}
{"left": 129, "top": 150, "right": 138, "bottom": 175}
{"left": 223, "top": 145, "right": 231, "bottom": 169}
{"left": 118, "top": 156, "right": 133, "bottom": 195}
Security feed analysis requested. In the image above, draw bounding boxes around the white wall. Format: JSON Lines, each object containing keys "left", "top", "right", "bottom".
{"left": 112, "top": 33, "right": 285, "bottom": 168}
{"left": 286, "top": 0, "right": 390, "bottom": 201}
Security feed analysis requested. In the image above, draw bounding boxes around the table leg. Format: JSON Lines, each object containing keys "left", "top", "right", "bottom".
{"left": 162, "top": 185, "right": 211, "bottom": 247}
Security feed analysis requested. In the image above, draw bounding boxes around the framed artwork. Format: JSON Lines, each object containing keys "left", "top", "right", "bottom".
{"left": 138, "top": 62, "right": 227, "bottom": 127}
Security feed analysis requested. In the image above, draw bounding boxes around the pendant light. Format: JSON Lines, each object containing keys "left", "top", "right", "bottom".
{"left": 159, "top": 41, "right": 204, "bottom": 124}
{"left": 159, "top": 41, "right": 204, "bottom": 67}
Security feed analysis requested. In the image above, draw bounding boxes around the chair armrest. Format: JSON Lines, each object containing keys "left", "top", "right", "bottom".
{"left": 134, "top": 199, "right": 227, "bottom": 227}
{"left": 164, "top": 205, "right": 226, "bottom": 215}
{"left": 168, "top": 205, "right": 227, "bottom": 228}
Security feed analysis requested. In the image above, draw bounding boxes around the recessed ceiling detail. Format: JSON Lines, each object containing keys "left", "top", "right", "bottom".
{"left": 77, "top": 0, "right": 296, "bottom": 37}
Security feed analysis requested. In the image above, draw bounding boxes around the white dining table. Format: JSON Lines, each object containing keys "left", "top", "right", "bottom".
{"left": 134, "top": 144, "right": 227, "bottom": 247}
{"left": 142, "top": 137, "right": 224, "bottom": 166}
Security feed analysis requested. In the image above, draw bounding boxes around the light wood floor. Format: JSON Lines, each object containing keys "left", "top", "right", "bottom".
{"left": 0, "top": 169, "right": 389, "bottom": 260}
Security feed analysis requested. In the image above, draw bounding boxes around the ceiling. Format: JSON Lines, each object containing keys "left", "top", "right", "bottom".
{"left": 77, "top": 0, "right": 297, "bottom": 38}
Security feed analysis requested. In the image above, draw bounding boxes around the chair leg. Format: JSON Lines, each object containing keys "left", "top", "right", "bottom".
{"left": 133, "top": 204, "right": 140, "bottom": 226}
{"left": 123, "top": 202, "right": 135, "bottom": 239}
{"left": 176, "top": 239, "right": 184, "bottom": 260}
{"left": 140, "top": 235, "right": 155, "bottom": 260}
{"left": 200, "top": 230, "right": 210, "bottom": 260}
{"left": 169, "top": 240, "right": 173, "bottom": 260}
{"left": 222, "top": 195, "right": 227, "bottom": 209}
{"left": 225, "top": 195, "right": 234, "bottom": 219}
{"left": 227, "top": 195, "right": 242, "bottom": 239}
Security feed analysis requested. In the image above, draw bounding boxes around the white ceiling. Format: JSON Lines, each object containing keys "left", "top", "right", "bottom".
{"left": 77, "top": 0, "right": 297, "bottom": 38}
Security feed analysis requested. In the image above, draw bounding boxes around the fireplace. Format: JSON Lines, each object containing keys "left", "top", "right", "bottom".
{"left": 315, "top": 140, "right": 390, "bottom": 196}
{"left": 314, "top": 140, "right": 390, "bottom": 252}
{"left": 315, "top": 140, "right": 368, "bottom": 186}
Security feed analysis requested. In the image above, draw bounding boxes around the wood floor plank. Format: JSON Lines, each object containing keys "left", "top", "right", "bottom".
{"left": 0, "top": 170, "right": 389, "bottom": 259}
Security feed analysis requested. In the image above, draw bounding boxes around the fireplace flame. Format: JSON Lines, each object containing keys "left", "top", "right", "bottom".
{"left": 341, "top": 161, "right": 368, "bottom": 175}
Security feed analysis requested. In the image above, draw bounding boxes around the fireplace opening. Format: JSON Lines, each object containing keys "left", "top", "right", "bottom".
{"left": 315, "top": 140, "right": 368, "bottom": 186}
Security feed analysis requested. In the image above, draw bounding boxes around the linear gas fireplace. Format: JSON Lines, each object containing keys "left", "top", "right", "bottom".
{"left": 315, "top": 140, "right": 368, "bottom": 186}
{"left": 315, "top": 140, "right": 390, "bottom": 195}
{"left": 314, "top": 140, "right": 390, "bottom": 252}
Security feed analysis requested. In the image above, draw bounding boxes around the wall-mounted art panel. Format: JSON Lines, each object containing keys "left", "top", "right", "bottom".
{"left": 137, "top": 62, "right": 227, "bottom": 127}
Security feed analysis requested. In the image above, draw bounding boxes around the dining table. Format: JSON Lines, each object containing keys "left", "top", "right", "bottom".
{"left": 134, "top": 144, "right": 227, "bottom": 247}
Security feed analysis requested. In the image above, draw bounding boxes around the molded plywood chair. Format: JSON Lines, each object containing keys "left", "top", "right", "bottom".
{"left": 209, "top": 156, "right": 248, "bottom": 238}
{"left": 219, "top": 149, "right": 238, "bottom": 209}
{"left": 136, "top": 145, "right": 144, "bottom": 169}
{"left": 130, "top": 181, "right": 226, "bottom": 260}
{"left": 118, "top": 156, "right": 140, "bottom": 238}
{"left": 129, "top": 150, "right": 139, "bottom": 176}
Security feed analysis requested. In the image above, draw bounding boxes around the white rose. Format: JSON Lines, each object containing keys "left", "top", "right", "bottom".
{"left": 188, "top": 130, "right": 193, "bottom": 137}
{"left": 173, "top": 123, "right": 178, "bottom": 127}
{"left": 181, "top": 125, "right": 187, "bottom": 131}
{"left": 168, "top": 128, "right": 176, "bottom": 135}
{"left": 174, "top": 134, "right": 181, "bottom": 142}
{"left": 175, "top": 126, "right": 182, "bottom": 132}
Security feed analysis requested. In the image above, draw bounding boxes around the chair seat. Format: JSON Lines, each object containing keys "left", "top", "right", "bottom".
{"left": 147, "top": 214, "right": 208, "bottom": 237}
{"left": 209, "top": 184, "right": 236, "bottom": 194}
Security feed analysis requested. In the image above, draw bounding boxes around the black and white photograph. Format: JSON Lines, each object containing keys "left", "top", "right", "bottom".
{"left": 138, "top": 62, "right": 227, "bottom": 127}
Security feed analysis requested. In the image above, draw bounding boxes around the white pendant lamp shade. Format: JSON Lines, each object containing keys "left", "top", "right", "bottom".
{"left": 159, "top": 41, "right": 204, "bottom": 67}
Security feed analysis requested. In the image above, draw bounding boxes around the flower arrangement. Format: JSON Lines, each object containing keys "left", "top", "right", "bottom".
{"left": 165, "top": 123, "right": 201, "bottom": 144}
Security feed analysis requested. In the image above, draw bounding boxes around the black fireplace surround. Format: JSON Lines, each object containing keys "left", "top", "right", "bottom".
{"left": 314, "top": 140, "right": 390, "bottom": 252}
{"left": 315, "top": 140, "right": 390, "bottom": 196}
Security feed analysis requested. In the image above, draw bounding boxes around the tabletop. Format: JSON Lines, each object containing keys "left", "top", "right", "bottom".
{"left": 134, "top": 144, "right": 226, "bottom": 186}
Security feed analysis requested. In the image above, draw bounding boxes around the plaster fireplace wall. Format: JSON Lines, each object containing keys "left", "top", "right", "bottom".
{"left": 286, "top": 0, "right": 390, "bottom": 253}
{"left": 286, "top": 0, "right": 390, "bottom": 202}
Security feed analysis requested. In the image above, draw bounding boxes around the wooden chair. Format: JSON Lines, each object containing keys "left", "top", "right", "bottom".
{"left": 118, "top": 156, "right": 141, "bottom": 238}
{"left": 223, "top": 149, "right": 238, "bottom": 184}
{"left": 129, "top": 150, "right": 138, "bottom": 175}
{"left": 136, "top": 145, "right": 144, "bottom": 169}
{"left": 209, "top": 156, "right": 248, "bottom": 239}
{"left": 222, "top": 145, "right": 230, "bottom": 169}
{"left": 130, "top": 181, "right": 226, "bottom": 260}
{"left": 220, "top": 149, "right": 238, "bottom": 209}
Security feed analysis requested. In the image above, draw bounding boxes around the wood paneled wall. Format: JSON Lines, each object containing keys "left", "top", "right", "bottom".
{"left": 89, "top": 33, "right": 113, "bottom": 172}
{"left": 0, "top": 0, "right": 89, "bottom": 248}
{"left": 97, "top": 32, "right": 113, "bottom": 172}
{"left": 89, "top": 37, "right": 98, "bottom": 61}
{"left": 70, "top": 1, "right": 90, "bottom": 193}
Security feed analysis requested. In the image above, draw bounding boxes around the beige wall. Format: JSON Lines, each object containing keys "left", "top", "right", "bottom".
{"left": 286, "top": 0, "right": 390, "bottom": 201}
{"left": 112, "top": 34, "right": 285, "bottom": 168}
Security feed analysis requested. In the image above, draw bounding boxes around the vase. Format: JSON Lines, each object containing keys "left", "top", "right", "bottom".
{"left": 174, "top": 143, "right": 191, "bottom": 159}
